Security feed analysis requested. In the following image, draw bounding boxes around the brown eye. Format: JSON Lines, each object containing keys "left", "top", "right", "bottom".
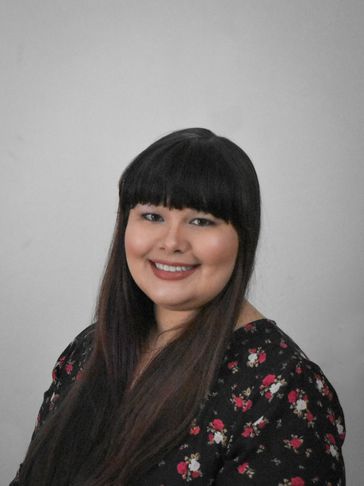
{"left": 142, "top": 213, "right": 163, "bottom": 222}
{"left": 191, "top": 218, "right": 215, "bottom": 227}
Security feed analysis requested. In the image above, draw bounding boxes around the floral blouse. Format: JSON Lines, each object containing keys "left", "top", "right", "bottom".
{"left": 11, "top": 319, "right": 346, "bottom": 485}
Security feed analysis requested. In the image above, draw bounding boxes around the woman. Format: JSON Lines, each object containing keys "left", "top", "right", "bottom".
{"left": 12, "top": 128, "right": 345, "bottom": 485}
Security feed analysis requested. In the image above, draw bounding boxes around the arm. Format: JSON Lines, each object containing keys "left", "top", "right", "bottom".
{"left": 215, "top": 362, "right": 345, "bottom": 485}
{"left": 9, "top": 325, "right": 94, "bottom": 485}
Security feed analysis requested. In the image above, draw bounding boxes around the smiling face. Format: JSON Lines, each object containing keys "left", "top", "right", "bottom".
{"left": 124, "top": 204, "right": 239, "bottom": 327}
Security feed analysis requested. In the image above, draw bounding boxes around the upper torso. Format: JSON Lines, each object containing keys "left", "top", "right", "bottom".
{"left": 13, "top": 318, "right": 346, "bottom": 485}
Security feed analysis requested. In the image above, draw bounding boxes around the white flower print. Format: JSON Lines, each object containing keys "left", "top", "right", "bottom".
{"left": 248, "top": 352, "right": 258, "bottom": 364}
{"left": 253, "top": 416, "right": 265, "bottom": 427}
{"left": 177, "top": 452, "right": 203, "bottom": 481}
{"left": 189, "top": 458, "right": 201, "bottom": 472}
{"left": 206, "top": 418, "right": 228, "bottom": 446}
{"left": 329, "top": 444, "right": 339, "bottom": 459}
{"left": 337, "top": 422, "right": 344, "bottom": 436}
{"left": 296, "top": 399, "right": 307, "bottom": 411}
{"left": 270, "top": 382, "right": 282, "bottom": 394}
{"left": 213, "top": 431, "right": 224, "bottom": 444}
{"left": 316, "top": 378, "right": 324, "bottom": 392}
{"left": 246, "top": 347, "right": 266, "bottom": 368}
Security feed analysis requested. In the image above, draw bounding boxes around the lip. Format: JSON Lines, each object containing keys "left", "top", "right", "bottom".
{"left": 149, "top": 260, "right": 199, "bottom": 280}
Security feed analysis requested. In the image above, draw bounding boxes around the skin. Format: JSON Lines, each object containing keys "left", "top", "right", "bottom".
{"left": 125, "top": 204, "right": 265, "bottom": 352}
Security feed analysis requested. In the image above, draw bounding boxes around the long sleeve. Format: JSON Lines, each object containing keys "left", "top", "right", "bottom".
{"left": 215, "top": 359, "right": 345, "bottom": 485}
{"left": 32, "top": 324, "right": 94, "bottom": 438}
{"left": 9, "top": 325, "right": 95, "bottom": 485}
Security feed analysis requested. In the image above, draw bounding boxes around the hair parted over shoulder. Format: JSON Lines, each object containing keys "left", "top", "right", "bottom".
{"left": 18, "top": 128, "right": 261, "bottom": 486}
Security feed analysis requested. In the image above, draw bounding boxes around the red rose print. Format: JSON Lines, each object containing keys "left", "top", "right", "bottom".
{"left": 237, "top": 462, "right": 249, "bottom": 474}
{"left": 326, "top": 433, "right": 336, "bottom": 445}
{"left": 177, "top": 461, "right": 188, "bottom": 475}
{"left": 291, "top": 477, "right": 305, "bottom": 486}
{"left": 306, "top": 410, "right": 315, "bottom": 423}
{"left": 262, "top": 374, "right": 276, "bottom": 386}
{"left": 242, "top": 399, "right": 253, "bottom": 412}
{"left": 227, "top": 360, "right": 238, "bottom": 369}
{"left": 234, "top": 396, "right": 243, "bottom": 407}
{"left": 212, "top": 419, "right": 224, "bottom": 430}
{"left": 191, "top": 470, "right": 202, "bottom": 478}
{"left": 257, "top": 418, "right": 267, "bottom": 429}
{"left": 242, "top": 426, "right": 253, "bottom": 438}
{"left": 65, "top": 362, "right": 73, "bottom": 375}
{"left": 288, "top": 390, "right": 298, "bottom": 403}
{"left": 290, "top": 437, "right": 303, "bottom": 449}
{"left": 190, "top": 425, "right": 200, "bottom": 435}
{"left": 258, "top": 352, "right": 266, "bottom": 363}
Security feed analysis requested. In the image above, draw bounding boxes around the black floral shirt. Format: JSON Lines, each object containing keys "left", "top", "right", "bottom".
{"left": 11, "top": 319, "right": 346, "bottom": 485}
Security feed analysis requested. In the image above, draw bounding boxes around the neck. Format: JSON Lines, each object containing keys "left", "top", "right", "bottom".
{"left": 154, "top": 306, "right": 196, "bottom": 331}
{"left": 147, "top": 306, "right": 195, "bottom": 349}
{"left": 148, "top": 299, "right": 265, "bottom": 350}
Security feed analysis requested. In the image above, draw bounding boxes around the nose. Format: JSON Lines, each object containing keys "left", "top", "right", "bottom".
{"left": 158, "top": 222, "right": 189, "bottom": 253}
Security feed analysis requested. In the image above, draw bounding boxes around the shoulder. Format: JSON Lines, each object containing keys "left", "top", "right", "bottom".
{"left": 220, "top": 319, "right": 345, "bottom": 452}
{"left": 224, "top": 318, "right": 331, "bottom": 381}
{"left": 52, "top": 323, "right": 96, "bottom": 385}
{"left": 221, "top": 319, "right": 309, "bottom": 391}
{"left": 210, "top": 320, "right": 346, "bottom": 483}
{"left": 223, "top": 319, "right": 344, "bottom": 416}
{"left": 56, "top": 322, "right": 96, "bottom": 363}
{"left": 48, "top": 323, "right": 96, "bottom": 403}
{"left": 31, "top": 323, "right": 96, "bottom": 437}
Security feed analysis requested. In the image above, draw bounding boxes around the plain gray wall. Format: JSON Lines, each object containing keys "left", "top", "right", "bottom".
{"left": 1, "top": 0, "right": 363, "bottom": 484}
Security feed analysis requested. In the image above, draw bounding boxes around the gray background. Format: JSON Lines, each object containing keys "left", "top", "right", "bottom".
{"left": 1, "top": 1, "right": 363, "bottom": 484}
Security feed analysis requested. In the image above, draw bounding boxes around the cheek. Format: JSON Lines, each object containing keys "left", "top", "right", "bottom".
{"left": 202, "top": 233, "right": 239, "bottom": 270}
{"left": 125, "top": 225, "right": 148, "bottom": 260}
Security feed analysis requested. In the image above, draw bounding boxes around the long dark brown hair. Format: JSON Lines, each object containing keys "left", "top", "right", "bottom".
{"left": 18, "top": 128, "right": 261, "bottom": 485}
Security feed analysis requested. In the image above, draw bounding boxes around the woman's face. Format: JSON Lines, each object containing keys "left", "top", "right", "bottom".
{"left": 124, "top": 204, "right": 239, "bottom": 324}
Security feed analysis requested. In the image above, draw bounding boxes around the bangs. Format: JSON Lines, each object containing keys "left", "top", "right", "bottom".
{"left": 121, "top": 139, "right": 239, "bottom": 223}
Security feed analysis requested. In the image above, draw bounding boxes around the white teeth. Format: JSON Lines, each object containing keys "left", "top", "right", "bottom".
{"left": 154, "top": 262, "right": 194, "bottom": 272}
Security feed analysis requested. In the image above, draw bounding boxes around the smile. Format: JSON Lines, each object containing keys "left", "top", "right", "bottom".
{"left": 154, "top": 262, "right": 194, "bottom": 272}
{"left": 150, "top": 260, "right": 199, "bottom": 280}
